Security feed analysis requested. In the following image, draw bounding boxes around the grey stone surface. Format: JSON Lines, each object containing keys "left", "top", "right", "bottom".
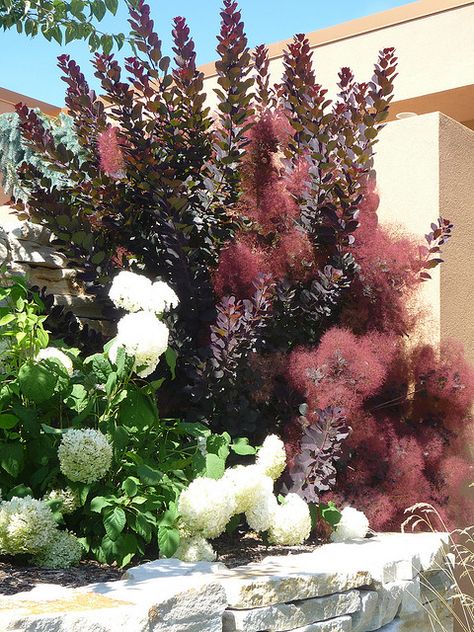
{"left": 287, "top": 615, "right": 353, "bottom": 632}
{"left": 217, "top": 561, "right": 370, "bottom": 609}
{"left": 222, "top": 590, "right": 360, "bottom": 631}
{"left": 9, "top": 237, "right": 67, "bottom": 269}
{"left": 351, "top": 591, "right": 379, "bottom": 632}
{"left": 0, "top": 534, "right": 453, "bottom": 632}
{"left": 0, "top": 576, "right": 228, "bottom": 632}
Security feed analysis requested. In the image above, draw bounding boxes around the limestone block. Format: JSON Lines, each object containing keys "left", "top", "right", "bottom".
{"left": 10, "top": 221, "right": 52, "bottom": 245}
{"left": 222, "top": 589, "right": 360, "bottom": 631}
{"left": 217, "top": 557, "right": 371, "bottom": 609}
{"left": 351, "top": 590, "right": 379, "bottom": 632}
{"left": 8, "top": 263, "right": 78, "bottom": 282}
{"left": 398, "top": 579, "right": 422, "bottom": 617}
{"left": 9, "top": 236, "right": 67, "bottom": 269}
{"left": 349, "top": 582, "right": 405, "bottom": 632}
{"left": 123, "top": 558, "right": 227, "bottom": 582}
{"left": 283, "top": 615, "right": 352, "bottom": 632}
{"left": 378, "top": 608, "right": 453, "bottom": 632}
{"left": 419, "top": 570, "right": 454, "bottom": 604}
{"left": 54, "top": 295, "right": 109, "bottom": 320}
{"left": 0, "top": 575, "right": 228, "bottom": 632}
{"left": 0, "top": 239, "right": 8, "bottom": 264}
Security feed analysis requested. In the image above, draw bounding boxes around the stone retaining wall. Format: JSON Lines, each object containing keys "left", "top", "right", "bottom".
{"left": 0, "top": 205, "right": 112, "bottom": 334}
{"left": 0, "top": 533, "right": 453, "bottom": 632}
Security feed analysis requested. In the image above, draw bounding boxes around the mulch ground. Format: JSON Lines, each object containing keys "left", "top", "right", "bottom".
{"left": 0, "top": 533, "right": 324, "bottom": 596}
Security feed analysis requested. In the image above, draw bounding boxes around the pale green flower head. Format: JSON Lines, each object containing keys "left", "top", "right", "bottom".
{"left": 58, "top": 428, "right": 113, "bottom": 484}
{"left": 0, "top": 496, "right": 58, "bottom": 555}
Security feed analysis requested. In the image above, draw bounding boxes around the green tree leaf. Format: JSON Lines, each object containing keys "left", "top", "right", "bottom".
{"left": 18, "top": 362, "right": 57, "bottom": 403}
{"left": 103, "top": 506, "right": 126, "bottom": 541}
{"left": 158, "top": 525, "right": 180, "bottom": 558}
{"left": 0, "top": 413, "right": 19, "bottom": 430}
{"left": 0, "top": 442, "right": 24, "bottom": 477}
{"left": 136, "top": 464, "right": 163, "bottom": 485}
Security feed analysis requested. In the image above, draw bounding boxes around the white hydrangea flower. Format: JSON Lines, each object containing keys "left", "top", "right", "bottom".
{"left": 174, "top": 535, "right": 216, "bottom": 563}
{"left": 256, "top": 434, "right": 287, "bottom": 481}
{"left": 109, "top": 271, "right": 178, "bottom": 315}
{"left": 224, "top": 465, "right": 273, "bottom": 514}
{"left": 178, "top": 477, "right": 237, "bottom": 539}
{"left": 109, "top": 270, "right": 152, "bottom": 313}
{"left": 36, "top": 347, "right": 73, "bottom": 376}
{"left": 0, "top": 496, "right": 58, "bottom": 555}
{"left": 109, "top": 311, "right": 169, "bottom": 378}
{"left": 245, "top": 491, "right": 278, "bottom": 533}
{"left": 143, "top": 281, "right": 179, "bottom": 315}
{"left": 44, "top": 488, "right": 79, "bottom": 514}
{"left": 58, "top": 428, "right": 113, "bottom": 484}
{"left": 268, "top": 493, "right": 311, "bottom": 546}
{"left": 330, "top": 507, "right": 369, "bottom": 542}
{"left": 33, "top": 530, "right": 83, "bottom": 569}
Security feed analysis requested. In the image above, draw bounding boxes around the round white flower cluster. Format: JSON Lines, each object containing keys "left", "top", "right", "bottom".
{"left": 175, "top": 434, "right": 312, "bottom": 562}
{"left": 0, "top": 496, "right": 58, "bottom": 555}
{"left": 223, "top": 464, "right": 273, "bottom": 514}
{"left": 108, "top": 271, "right": 176, "bottom": 378}
{"left": 268, "top": 493, "right": 312, "bottom": 545}
{"left": 331, "top": 507, "right": 370, "bottom": 542}
{"left": 245, "top": 489, "right": 278, "bottom": 533}
{"left": 44, "top": 488, "right": 80, "bottom": 514}
{"left": 33, "top": 530, "right": 83, "bottom": 569}
{"left": 255, "top": 434, "right": 287, "bottom": 481}
{"left": 36, "top": 347, "right": 74, "bottom": 376}
{"left": 109, "top": 271, "right": 179, "bottom": 315}
{"left": 58, "top": 428, "right": 113, "bottom": 484}
{"left": 178, "top": 477, "right": 236, "bottom": 539}
{"left": 175, "top": 534, "right": 217, "bottom": 563}
{"left": 109, "top": 311, "right": 169, "bottom": 378}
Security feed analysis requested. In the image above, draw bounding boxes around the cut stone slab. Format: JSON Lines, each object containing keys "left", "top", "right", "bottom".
{"left": 351, "top": 590, "right": 379, "bottom": 632}
{"left": 123, "top": 557, "right": 227, "bottom": 582}
{"left": 285, "top": 615, "right": 353, "bottom": 632}
{"left": 222, "top": 589, "right": 360, "bottom": 632}
{"left": 0, "top": 574, "right": 227, "bottom": 632}
{"left": 419, "top": 570, "right": 454, "bottom": 604}
{"left": 217, "top": 559, "right": 370, "bottom": 609}
{"left": 9, "top": 237, "right": 67, "bottom": 269}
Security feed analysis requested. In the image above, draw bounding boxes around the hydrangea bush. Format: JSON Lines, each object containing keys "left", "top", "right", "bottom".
{"left": 0, "top": 275, "right": 222, "bottom": 566}
{"left": 175, "top": 435, "right": 313, "bottom": 561}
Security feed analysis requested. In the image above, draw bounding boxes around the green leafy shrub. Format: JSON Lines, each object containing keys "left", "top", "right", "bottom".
{"left": 0, "top": 275, "right": 206, "bottom": 566}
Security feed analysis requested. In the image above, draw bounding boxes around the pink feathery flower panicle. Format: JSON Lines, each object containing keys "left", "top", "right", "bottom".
{"left": 98, "top": 126, "right": 126, "bottom": 179}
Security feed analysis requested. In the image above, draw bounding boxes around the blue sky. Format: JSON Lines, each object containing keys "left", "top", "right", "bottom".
{"left": 1, "top": 0, "right": 416, "bottom": 106}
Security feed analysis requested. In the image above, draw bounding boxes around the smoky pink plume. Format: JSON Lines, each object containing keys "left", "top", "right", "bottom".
{"left": 98, "top": 126, "right": 126, "bottom": 179}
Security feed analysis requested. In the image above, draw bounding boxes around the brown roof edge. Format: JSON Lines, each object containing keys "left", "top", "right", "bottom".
{"left": 199, "top": 0, "right": 474, "bottom": 79}
{"left": 0, "top": 86, "right": 61, "bottom": 116}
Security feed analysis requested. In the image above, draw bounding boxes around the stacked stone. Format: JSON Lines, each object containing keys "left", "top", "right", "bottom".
{"left": 220, "top": 533, "right": 453, "bottom": 632}
{"left": 0, "top": 206, "right": 112, "bottom": 333}
{"left": 0, "top": 533, "right": 454, "bottom": 632}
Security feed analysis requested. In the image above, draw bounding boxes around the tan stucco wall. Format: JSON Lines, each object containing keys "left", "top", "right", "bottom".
{"left": 374, "top": 113, "right": 441, "bottom": 347}
{"left": 439, "top": 115, "right": 474, "bottom": 367}
{"left": 374, "top": 112, "right": 474, "bottom": 364}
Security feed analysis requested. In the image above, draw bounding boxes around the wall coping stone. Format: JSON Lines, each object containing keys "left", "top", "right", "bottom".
{"left": 0, "top": 532, "right": 452, "bottom": 632}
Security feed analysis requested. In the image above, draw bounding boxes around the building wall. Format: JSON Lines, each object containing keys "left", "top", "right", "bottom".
{"left": 373, "top": 112, "right": 474, "bottom": 365}
{"left": 439, "top": 115, "right": 474, "bottom": 367}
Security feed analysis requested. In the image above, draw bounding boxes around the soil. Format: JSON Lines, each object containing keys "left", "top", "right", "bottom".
{"left": 0, "top": 533, "right": 324, "bottom": 596}
{"left": 0, "top": 557, "right": 122, "bottom": 596}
